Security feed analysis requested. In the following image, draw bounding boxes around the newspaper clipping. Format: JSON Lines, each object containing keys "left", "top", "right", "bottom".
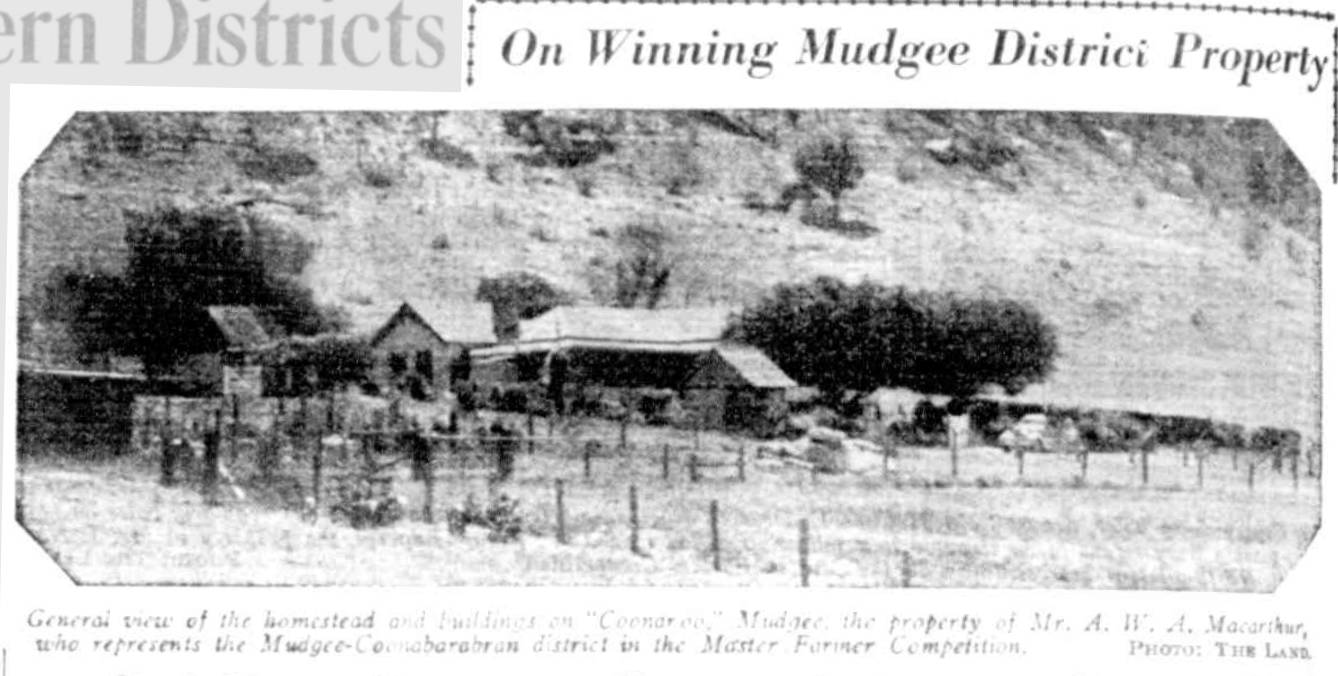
{"left": 1, "top": 1, "right": 1332, "bottom": 674}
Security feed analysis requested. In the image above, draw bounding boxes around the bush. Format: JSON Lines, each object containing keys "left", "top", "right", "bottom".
{"left": 476, "top": 272, "right": 571, "bottom": 340}
{"left": 419, "top": 138, "right": 477, "bottom": 168}
{"left": 237, "top": 146, "right": 320, "bottom": 184}
{"left": 272, "top": 335, "right": 374, "bottom": 392}
{"left": 503, "top": 112, "right": 617, "bottom": 168}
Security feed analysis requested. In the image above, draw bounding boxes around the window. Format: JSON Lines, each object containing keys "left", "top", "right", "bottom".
{"left": 388, "top": 353, "right": 407, "bottom": 377}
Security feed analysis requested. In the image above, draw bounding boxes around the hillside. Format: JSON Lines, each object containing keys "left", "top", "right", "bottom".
{"left": 17, "top": 110, "right": 1322, "bottom": 436}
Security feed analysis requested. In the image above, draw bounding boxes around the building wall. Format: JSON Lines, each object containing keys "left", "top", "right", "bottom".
{"left": 372, "top": 316, "right": 464, "bottom": 397}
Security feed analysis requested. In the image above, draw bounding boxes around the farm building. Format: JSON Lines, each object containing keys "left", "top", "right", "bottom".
{"left": 682, "top": 345, "right": 798, "bottom": 435}
{"left": 17, "top": 365, "right": 150, "bottom": 456}
{"left": 176, "top": 306, "right": 271, "bottom": 397}
{"left": 470, "top": 305, "right": 733, "bottom": 392}
{"left": 364, "top": 299, "right": 497, "bottom": 399}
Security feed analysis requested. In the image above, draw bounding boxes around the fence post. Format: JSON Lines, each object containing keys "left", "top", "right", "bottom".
{"left": 583, "top": 442, "right": 593, "bottom": 481}
{"left": 527, "top": 411, "right": 535, "bottom": 455}
{"left": 163, "top": 396, "right": 173, "bottom": 441}
{"left": 798, "top": 519, "right": 811, "bottom": 588}
{"left": 688, "top": 454, "right": 700, "bottom": 483}
{"left": 555, "top": 479, "right": 567, "bottom": 544}
{"left": 736, "top": 445, "right": 746, "bottom": 482}
{"left": 883, "top": 443, "right": 891, "bottom": 481}
{"left": 230, "top": 394, "right": 241, "bottom": 463}
{"left": 709, "top": 500, "right": 721, "bottom": 572}
{"left": 899, "top": 550, "right": 913, "bottom": 588}
{"left": 628, "top": 485, "right": 640, "bottom": 556}
{"left": 693, "top": 418, "right": 701, "bottom": 454}
{"left": 949, "top": 432, "right": 959, "bottom": 480}
{"left": 1197, "top": 452, "right": 1205, "bottom": 489}
{"left": 1016, "top": 446, "right": 1026, "bottom": 480}
{"left": 1079, "top": 450, "right": 1089, "bottom": 484}
{"left": 423, "top": 441, "right": 436, "bottom": 524}
{"left": 1291, "top": 451, "right": 1300, "bottom": 492}
{"left": 620, "top": 410, "right": 629, "bottom": 454}
{"left": 1140, "top": 447, "right": 1150, "bottom": 486}
{"left": 1247, "top": 462, "right": 1256, "bottom": 492}
{"left": 661, "top": 444, "right": 671, "bottom": 481}
{"left": 160, "top": 438, "right": 177, "bottom": 486}
{"left": 312, "top": 429, "right": 324, "bottom": 514}
{"left": 203, "top": 409, "right": 222, "bottom": 506}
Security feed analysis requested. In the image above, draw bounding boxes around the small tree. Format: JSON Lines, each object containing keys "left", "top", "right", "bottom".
{"left": 476, "top": 272, "right": 571, "bottom": 340}
{"left": 793, "top": 134, "right": 865, "bottom": 223}
{"left": 596, "top": 220, "right": 676, "bottom": 309}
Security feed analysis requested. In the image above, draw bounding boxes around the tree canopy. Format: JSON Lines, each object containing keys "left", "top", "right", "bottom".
{"left": 44, "top": 204, "right": 340, "bottom": 370}
{"left": 727, "top": 277, "right": 1059, "bottom": 399}
{"left": 476, "top": 271, "right": 571, "bottom": 340}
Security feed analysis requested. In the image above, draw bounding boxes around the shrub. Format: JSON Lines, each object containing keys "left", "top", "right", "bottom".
{"left": 503, "top": 112, "right": 617, "bottom": 168}
{"left": 430, "top": 233, "right": 452, "bottom": 250}
{"left": 236, "top": 146, "right": 320, "bottom": 184}
{"left": 273, "top": 335, "right": 374, "bottom": 392}
{"left": 361, "top": 163, "right": 399, "bottom": 189}
{"left": 419, "top": 138, "right": 477, "bottom": 168}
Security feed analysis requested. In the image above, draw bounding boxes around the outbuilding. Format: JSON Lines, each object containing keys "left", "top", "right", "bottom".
{"left": 682, "top": 344, "right": 798, "bottom": 435}
{"left": 176, "top": 305, "right": 271, "bottom": 396}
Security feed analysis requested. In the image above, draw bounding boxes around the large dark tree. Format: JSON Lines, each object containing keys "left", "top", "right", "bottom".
{"left": 728, "top": 277, "right": 1059, "bottom": 400}
{"left": 43, "top": 204, "right": 340, "bottom": 370}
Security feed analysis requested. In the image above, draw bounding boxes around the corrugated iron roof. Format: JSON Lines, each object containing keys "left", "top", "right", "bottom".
{"left": 514, "top": 305, "right": 732, "bottom": 349}
{"left": 205, "top": 306, "right": 271, "bottom": 350}
{"left": 710, "top": 345, "right": 798, "bottom": 389}
{"left": 373, "top": 299, "right": 498, "bottom": 347}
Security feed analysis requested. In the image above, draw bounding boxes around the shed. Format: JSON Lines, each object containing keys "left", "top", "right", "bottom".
{"left": 177, "top": 306, "right": 271, "bottom": 396}
{"left": 683, "top": 345, "right": 798, "bottom": 435}
{"left": 17, "top": 366, "right": 149, "bottom": 457}
{"left": 368, "top": 299, "right": 497, "bottom": 399}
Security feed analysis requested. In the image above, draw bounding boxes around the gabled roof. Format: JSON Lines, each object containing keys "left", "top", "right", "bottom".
{"left": 534, "top": 305, "right": 730, "bottom": 347}
{"left": 205, "top": 306, "right": 271, "bottom": 350}
{"left": 710, "top": 345, "right": 798, "bottom": 389}
{"left": 372, "top": 299, "right": 497, "bottom": 347}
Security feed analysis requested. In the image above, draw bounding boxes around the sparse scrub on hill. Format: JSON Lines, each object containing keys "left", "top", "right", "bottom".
{"left": 730, "top": 277, "right": 1059, "bottom": 400}
{"left": 655, "top": 132, "right": 710, "bottom": 197}
{"left": 1240, "top": 222, "right": 1268, "bottom": 262}
{"left": 236, "top": 146, "right": 320, "bottom": 184}
{"left": 502, "top": 111, "right": 617, "bottom": 168}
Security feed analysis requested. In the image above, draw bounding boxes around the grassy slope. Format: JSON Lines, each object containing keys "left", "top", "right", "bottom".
{"left": 18, "top": 111, "right": 1321, "bottom": 434}
{"left": 18, "top": 415, "right": 1318, "bottom": 589}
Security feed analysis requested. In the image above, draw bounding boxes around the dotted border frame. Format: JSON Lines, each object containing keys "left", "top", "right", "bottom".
{"left": 467, "top": 0, "right": 1338, "bottom": 182}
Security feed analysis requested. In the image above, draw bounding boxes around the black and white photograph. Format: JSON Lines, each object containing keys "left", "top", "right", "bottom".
{"left": 14, "top": 109, "right": 1321, "bottom": 589}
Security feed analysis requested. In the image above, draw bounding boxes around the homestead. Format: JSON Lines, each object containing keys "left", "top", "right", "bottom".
{"left": 471, "top": 306, "right": 799, "bottom": 431}
{"left": 361, "top": 299, "right": 497, "bottom": 400}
